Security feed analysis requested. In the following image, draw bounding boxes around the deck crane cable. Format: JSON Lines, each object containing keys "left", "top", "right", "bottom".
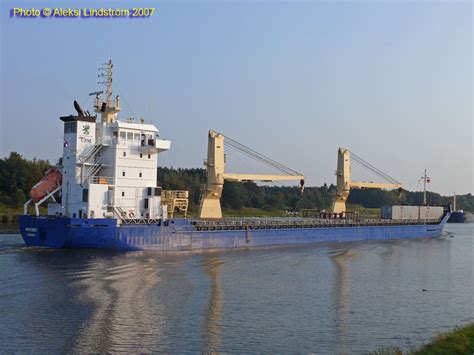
{"left": 223, "top": 137, "right": 301, "bottom": 176}
{"left": 351, "top": 158, "right": 397, "bottom": 184}
{"left": 224, "top": 142, "right": 298, "bottom": 176}
{"left": 356, "top": 155, "right": 400, "bottom": 184}
{"left": 220, "top": 133, "right": 303, "bottom": 177}
{"left": 224, "top": 141, "right": 306, "bottom": 212}
{"left": 350, "top": 151, "right": 401, "bottom": 185}
{"left": 353, "top": 158, "right": 400, "bottom": 184}
{"left": 351, "top": 157, "right": 399, "bottom": 185}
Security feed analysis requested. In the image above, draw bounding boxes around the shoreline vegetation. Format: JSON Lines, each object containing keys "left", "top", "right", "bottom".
{"left": 1, "top": 152, "right": 473, "bottom": 225}
{"left": 374, "top": 322, "right": 474, "bottom": 354}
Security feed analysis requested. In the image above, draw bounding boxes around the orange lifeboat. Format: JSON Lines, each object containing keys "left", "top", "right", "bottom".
{"left": 30, "top": 168, "right": 62, "bottom": 203}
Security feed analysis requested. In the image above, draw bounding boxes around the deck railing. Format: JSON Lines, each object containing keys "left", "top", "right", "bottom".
{"left": 89, "top": 176, "right": 115, "bottom": 185}
{"left": 191, "top": 216, "right": 444, "bottom": 231}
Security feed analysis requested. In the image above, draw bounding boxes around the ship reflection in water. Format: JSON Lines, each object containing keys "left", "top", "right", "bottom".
{"left": 70, "top": 254, "right": 166, "bottom": 352}
{"left": 0, "top": 223, "right": 472, "bottom": 353}
{"left": 331, "top": 248, "right": 358, "bottom": 354}
{"left": 202, "top": 256, "right": 224, "bottom": 352}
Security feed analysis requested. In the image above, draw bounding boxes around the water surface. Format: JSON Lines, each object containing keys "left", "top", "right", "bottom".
{"left": 0, "top": 224, "right": 472, "bottom": 353}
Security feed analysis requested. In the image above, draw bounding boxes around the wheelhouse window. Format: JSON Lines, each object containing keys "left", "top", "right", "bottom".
{"left": 134, "top": 133, "right": 140, "bottom": 141}
{"left": 64, "top": 122, "right": 77, "bottom": 133}
{"left": 119, "top": 131, "right": 126, "bottom": 140}
{"left": 127, "top": 132, "right": 133, "bottom": 140}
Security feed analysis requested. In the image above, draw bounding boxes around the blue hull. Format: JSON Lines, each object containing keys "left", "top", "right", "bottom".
{"left": 19, "top": 213, "right": 450, "bottom": 252}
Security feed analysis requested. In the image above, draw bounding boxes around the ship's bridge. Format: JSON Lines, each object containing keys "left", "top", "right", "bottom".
{"left": 109, "top": 121, "right": 171, "bottom": 154}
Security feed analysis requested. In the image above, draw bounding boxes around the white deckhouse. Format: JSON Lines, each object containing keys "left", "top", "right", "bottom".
{"left": 46, "top": 60, "right": 188, "bottom": 222}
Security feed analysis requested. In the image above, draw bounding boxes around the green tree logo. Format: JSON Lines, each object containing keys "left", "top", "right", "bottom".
{"left": 82, "top": 125, "right": 90, "bottom": 135}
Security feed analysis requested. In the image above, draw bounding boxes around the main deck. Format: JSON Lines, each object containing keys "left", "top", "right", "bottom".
{"left": 190, "top": 216, "right": 446, "bottom": 231}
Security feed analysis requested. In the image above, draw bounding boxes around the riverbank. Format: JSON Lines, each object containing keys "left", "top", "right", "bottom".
{"left": 375, "top": 323, "right": 474, "bottom": 354}
{"left": 0, "top": 204, "right": 21, "bottom": 224}
{"left": 415, "top": 323, "right": 474, "bottom": 354}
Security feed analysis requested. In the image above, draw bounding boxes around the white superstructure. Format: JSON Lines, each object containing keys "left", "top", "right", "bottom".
{"left": 54, "top": 60, "right": 174, "bottom": 221}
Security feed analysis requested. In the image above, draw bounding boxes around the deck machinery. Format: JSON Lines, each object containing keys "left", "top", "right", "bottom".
{"left": 332, "top": 148, "right": 402, "bottom": 214}
{"left": 198, "top": 130, "right": 304, "bottom": 219}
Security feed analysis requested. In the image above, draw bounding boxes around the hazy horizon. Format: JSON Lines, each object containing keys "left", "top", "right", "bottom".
{"left": 1, "top": 0, "right": 472, "bottom": 195}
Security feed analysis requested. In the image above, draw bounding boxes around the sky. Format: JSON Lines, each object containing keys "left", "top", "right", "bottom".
{"left": 1, "top": 0, "right": 472, "bottom": 195}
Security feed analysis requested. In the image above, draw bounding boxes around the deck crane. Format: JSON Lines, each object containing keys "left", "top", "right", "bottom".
{"left": 332, "top": 148, "right": 402, "bottom": 213}
{"left": 198, "top": 130, "right": 305, "bottom": 219}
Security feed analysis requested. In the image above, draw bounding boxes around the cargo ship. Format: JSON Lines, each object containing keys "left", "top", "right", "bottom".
{"left": 19, "top": 61, "right": 450, "bottom": 251}
{"left": 447, "top": 194, "right": 465, "bottom": 223}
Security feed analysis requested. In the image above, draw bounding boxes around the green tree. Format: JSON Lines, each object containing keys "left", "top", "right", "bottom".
{"left": 0, "top": 152, "right": 51, "bottom": 206}
{"left": 222, "top": 182, "right": 247, "bottom": 210}
{"left": 243, "top": 182, "right": 265, "bottom": 208}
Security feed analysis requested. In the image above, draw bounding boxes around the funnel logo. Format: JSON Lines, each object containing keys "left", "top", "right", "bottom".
{"left": 82, "top": 125, "right": 90, "bottom": 135}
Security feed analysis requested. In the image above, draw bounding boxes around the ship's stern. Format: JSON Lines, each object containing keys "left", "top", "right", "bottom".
{"left": 19, "top": 215, "right": 71, "bottom": 248}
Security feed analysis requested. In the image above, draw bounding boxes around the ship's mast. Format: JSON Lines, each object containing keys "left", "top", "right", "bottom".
{"left": 103, "top": 59, "right": 113, "bottom": 109}
{"left": 420, "top": 169, "right": 430, "bottom": 205}
{"left": 93, "top": 59, "right": 121, "bottom": 123}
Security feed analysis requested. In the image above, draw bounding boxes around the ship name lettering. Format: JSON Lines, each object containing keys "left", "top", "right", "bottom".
{"left": 79, "top": 137, "right": 92, "bottom": 143}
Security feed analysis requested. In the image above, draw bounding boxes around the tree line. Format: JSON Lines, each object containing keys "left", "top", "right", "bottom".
{"left": 1, "top": 153, "right": 473, "bottom": 213}
{"left": 156, "top": 167, "right": 474, "bottom": 213}
{"left": 0, "top": 153, "right": 51, "bottom": 207}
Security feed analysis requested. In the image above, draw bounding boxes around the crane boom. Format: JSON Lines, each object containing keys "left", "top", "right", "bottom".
{"left": 198, "top": 130, "right": 304, "bottom": 219}
{"left": 222, "top": 173, "right": 304, "bottom": 182}
{"left": 350, "top": 182, "right": 401, "bottom": 190}
{"left": 332, "top": 148, "right": 402, "bottom": 213}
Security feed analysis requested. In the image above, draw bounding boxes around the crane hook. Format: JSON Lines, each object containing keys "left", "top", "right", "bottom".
{"left": 300, "top": 179, "right": 305, "bottom": 196}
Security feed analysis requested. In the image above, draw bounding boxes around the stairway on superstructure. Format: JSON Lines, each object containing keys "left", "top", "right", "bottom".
{"left": 79, "top": 136, "right": 110, "bottom": 186}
